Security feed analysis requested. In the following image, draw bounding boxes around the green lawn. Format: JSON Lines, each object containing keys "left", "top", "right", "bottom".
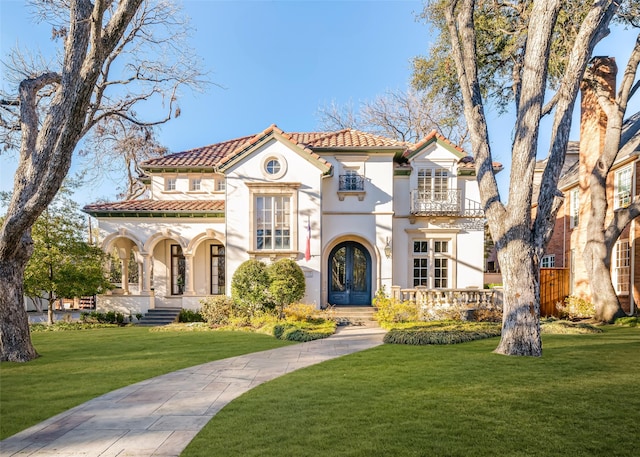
{"left": 183, "top": 326, "right": 640, "bottom": 457}
{"left": 0, "top": 326, "right": 293, "bottom": 440}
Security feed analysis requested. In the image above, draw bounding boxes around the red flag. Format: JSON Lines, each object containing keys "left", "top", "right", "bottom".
{"left": 305, "top": 221, "right": 311, "bottom": 261}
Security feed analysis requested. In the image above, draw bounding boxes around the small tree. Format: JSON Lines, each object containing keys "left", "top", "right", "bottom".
{"left": 267, "top": 259, "right": 306, "bottom": 318}
{"left": 24, "top": 191, "right": 112, "bottom": 325}
{"left": 231, "top": 260, "right": 271, "bottom": 317}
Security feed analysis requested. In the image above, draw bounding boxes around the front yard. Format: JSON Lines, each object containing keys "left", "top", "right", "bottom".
{"left": 1, "top": 322, "right": 638, "bottom": 456}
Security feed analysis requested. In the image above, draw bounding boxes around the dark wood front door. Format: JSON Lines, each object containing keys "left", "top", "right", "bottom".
{"left": 328, "top": 241, "right": 371, "bottom": 305}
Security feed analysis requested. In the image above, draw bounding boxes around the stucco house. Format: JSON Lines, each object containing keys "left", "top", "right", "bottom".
{"left": 83, "top": 125, "right": 498, "bottom": 315}
{"left": 535, "top": 57, "right": 640, "bottom": 315}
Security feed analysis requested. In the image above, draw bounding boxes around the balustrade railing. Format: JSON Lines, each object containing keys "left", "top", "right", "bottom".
{"left": 410, "top": 190, "right": 484, "bottom": 217}
{"left": 390, "top": 286, "right": 501, "bottom": 310}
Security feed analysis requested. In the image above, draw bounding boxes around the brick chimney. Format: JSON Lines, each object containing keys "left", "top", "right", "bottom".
{"left": 579, "top": 56, "right": 617, "bottom": 191}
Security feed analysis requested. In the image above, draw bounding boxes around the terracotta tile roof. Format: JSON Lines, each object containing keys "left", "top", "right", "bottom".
{"left": 83, "top": 200, "right": 225, "bottom": 215}
{"left": 292, "top": 129, "right": 407, "bottom": 148}
{"left": 141, "top": 125, "right": 407, "bottom": 170}
{"left": 142, "top": 135, "right": 254, "bottom": 169}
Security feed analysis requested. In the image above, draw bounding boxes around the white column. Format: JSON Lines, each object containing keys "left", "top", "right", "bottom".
{"left": 184, "top": 254, "right": 195, "bottom": 296}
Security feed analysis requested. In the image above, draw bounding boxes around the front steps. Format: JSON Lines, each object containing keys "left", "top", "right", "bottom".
{"left": 331, "top": 306, "right": 378, "bottom": 327}
{"left": 137, "top": 307, "right": 182, "bottom": 326}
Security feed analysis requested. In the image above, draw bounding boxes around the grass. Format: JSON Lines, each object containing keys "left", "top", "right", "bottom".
{"left": 0, "top": 326, "right": 293, "bottom": 440}
{"left": 183, "top": 326, "right": 640, "bottom": 457}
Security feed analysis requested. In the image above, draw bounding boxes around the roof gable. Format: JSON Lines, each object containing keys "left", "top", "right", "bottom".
{"left": 403, "top": 130, "right": 467, "bottom": 161}
{"left": 216, "top": 124, "right": 332, "bottom": 174}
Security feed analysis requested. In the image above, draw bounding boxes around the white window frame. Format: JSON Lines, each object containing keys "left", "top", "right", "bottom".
{"left": 247, "top": 182, "right": 299, "bottom": 255}
{"left": 417, "top": 168, "right": 449, "bottom": 199}
{"left": 411, "top": 238, "right": 452, "bottom": 289}
{"left": 613, "top": 239, "right": 630, "bottom": 295}
{"left": 216, "top": 178, "right": 226, "bottom": 192}
{"left": 412, "top": 240, "right": 429, "bottom": 287}
{"left": 570, "top": 188, "right": 579, "bottom": 229}
{"left": 541, "top": 254, "right": 555, "bottom": 268}
{"left": 165, "top": 176, "right": 177, "bottom": 192}
{"left": 614, "top": 166, "right": 632, "bottom": 209}
{"left": 189, "top": 177, "right": 202, "bottom": 192}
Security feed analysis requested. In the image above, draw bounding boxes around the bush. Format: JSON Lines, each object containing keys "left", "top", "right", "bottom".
{"left": 614, "top": 316, "right": 639, "bottom": 327}
{"left": 283, "top": 303, "right": 323, "bottom": 322}
{"left": 373, "top": 288, "right": 419, "bottom": 323}
{"left": 200, "top": 296, "right": 236, "bottom": 325}
{"left": 540, "top": 319, "right": 602, "bottom": 334}
{"left": 273, "top": 321, "right": 336, "bottom": 342}
{"left": 178, "top": 309, "right": 204, "bottom": 323}
{"left": 267, "top": 259, "right": 306, "bottom": 317}
{"left": 384, "top": 322, "right": 501, "bottom": 345}
{"left": 231, "top": 260, "right": 272, "bottom": 316}
{"left": 81, "top": 310, "right": 125, "bottom": 324}
{"left": 556, "top": 296, "right": 595, "bottom": 320}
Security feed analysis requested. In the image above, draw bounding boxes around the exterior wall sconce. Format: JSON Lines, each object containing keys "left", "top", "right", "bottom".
{"left": 384, "top": 237, "right": 392, "bottom": 259}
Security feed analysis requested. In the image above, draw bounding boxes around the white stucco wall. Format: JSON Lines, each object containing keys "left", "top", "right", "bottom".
{"left": 224, "top": 137, "right": 324, "bottom": 306}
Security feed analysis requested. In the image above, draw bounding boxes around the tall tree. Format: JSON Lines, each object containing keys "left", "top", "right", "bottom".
{"left": 317, "top": 88, "right": 469, "bottom": 146}
{"left": 436, "top": 0, "right": 618, "bottom": 356}
{"left": 581, "top": 33, "right": 640, "bottom": 322}
{"left": 24, "top": 190, "right": 112, "bottom": 325}
{"left": 0, "top": 0, "right": 205, "bottom": 362}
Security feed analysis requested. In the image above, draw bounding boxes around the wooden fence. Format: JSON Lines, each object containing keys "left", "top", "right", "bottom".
{"left": 540, "top": 268, "right": 570, "bottom": 317}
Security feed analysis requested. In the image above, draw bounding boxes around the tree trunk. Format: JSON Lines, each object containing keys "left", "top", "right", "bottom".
{"left": 0, "top": 234, "right": 38, "bottom": 362}
{"left": 494, "top": 240, "right": 542, "bottom": 356}
{"left": 47, "top": 296, "right": 55, "bottom": 326}
{"left": 583, "top": 239, "right": 626, "bottom": 322}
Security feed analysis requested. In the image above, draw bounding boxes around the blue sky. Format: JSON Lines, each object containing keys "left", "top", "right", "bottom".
{"left": 1, "top": 0, "right": 639, "bottom": 207}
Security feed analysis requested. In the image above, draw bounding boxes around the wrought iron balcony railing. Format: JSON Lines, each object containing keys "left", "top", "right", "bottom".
{"left": 410, "top": 189, "right": 484, "bottom": 217}
{"left": 339, "top": 174, "right": 365, "bottom": 191}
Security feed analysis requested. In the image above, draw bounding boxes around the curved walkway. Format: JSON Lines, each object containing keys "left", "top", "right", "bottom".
{"left": 0, "top": 326, "right": 386, "bottom": 457}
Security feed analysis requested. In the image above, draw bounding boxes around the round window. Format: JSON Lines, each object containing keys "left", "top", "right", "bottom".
{"left": 265, "top": 158, "right": 281, "bottom": 175}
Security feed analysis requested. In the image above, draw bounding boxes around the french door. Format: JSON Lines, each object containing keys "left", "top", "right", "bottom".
{"left": 328, "top": 242, "right": 371, "bottom": 305}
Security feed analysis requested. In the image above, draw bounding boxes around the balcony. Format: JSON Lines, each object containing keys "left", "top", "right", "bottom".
{"left": 410, "top": 189, "right": 483, "bottom": 217}
{"left": 338, "top": 174, "right": 365, "bottom": 201}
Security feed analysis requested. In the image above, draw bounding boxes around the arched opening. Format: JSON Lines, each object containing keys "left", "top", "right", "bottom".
{"left": 328, "top": 241, "right": 372, "bottom": 306}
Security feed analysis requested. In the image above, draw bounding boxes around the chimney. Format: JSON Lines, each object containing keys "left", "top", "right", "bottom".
{"left": 579, "top": 56, "right": 617, "bottom": 191}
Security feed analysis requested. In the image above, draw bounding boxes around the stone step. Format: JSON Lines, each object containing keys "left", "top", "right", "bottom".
{"left": 137, "top": 307, "right": 182, "bottom": 326}
{"left": 330, "top": 306, "right": 378, "bottom": 327}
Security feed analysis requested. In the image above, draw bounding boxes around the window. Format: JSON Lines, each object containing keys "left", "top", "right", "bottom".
{"left": 615, "top": 166, "right": 632, "bottom": 209}
{"left": 170, "top": 245, "right": 185, "bottom": 295}
{"left": 189, "top": 177, "right": 201, "bottom": 191}
{"left": 412, "top": 241, "right": 429, "bottom": 287}
{"left": 256, "top": 196, "right": 290, "bottom": 250}
{"left": 210, "top": 244, "right": 225, "bottom": 295}
{"left": 165, "top": 177, "right": 177, "bottom": 191}
{"left": 418, "top": 168, "right": 449, "bottom": 199}
{"left": 265, "top": 159, "right": 281, "bottom": 175}
{"left": 216, "top": 179, "right": 226, "bottom": 192}
{"left": 541, "top": 254, "right": 555, "bottom": 268}
{"left": 340, "top": 169, "right": 364, "bottom": 191}
{"left": 613, "top": 239, "right": 630, "bottom": 294}
{"left": 433, "top": 241, "right": 449, "bottom": 288}
{"left": 570, "top": 188, "right": 579, "bottom": 228}
{"left": 412, "top": 239, "right": 450, "bottom": 288}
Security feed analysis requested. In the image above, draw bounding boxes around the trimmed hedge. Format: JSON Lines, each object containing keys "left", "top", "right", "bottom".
{"left": 273, "top": 323, "right": 335, "bottom": 342}
{"left": 384, "top": 326, "right": 501, "bottom": 345}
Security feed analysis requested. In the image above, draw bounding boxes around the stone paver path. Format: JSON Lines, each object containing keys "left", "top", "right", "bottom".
{"left": 0, "top": 326, "right": 385, "bottom": 457}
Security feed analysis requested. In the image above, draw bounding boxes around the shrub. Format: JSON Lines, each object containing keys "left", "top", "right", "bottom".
{"left": 283, "top": 303, "right": 322, "bottom": 322}
{"left": 178, "top": 309, "right": 204, "bottom": 323}
{"left": 614, "top": 316, "right": 639, "bottom": 327}
{"left": 540, "top": 319, "right": 602, "bottom": 334}
{"left": 556, "top": 296, "right": 595, "bottom": 320}
{"left": 200, "top": 296, "right": 235, "bottom": 325}
{"left": 373, "top": 287, "right": 419, "bottom": 323}
{"left": 273, "top": 321, "right": 336, "bottom": 342}
{"left": 231, "top": 260, "right": 272, "bottom": 316}
{"left": 267, "top": 259, "right": 306, "bottom": 317}
{"left": 384, "top": 322, "right": 501, "bottom": 345}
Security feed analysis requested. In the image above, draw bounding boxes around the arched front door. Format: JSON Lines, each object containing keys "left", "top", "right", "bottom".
{"left": 328, "top": 241, "right": 372, "bottom": 306}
